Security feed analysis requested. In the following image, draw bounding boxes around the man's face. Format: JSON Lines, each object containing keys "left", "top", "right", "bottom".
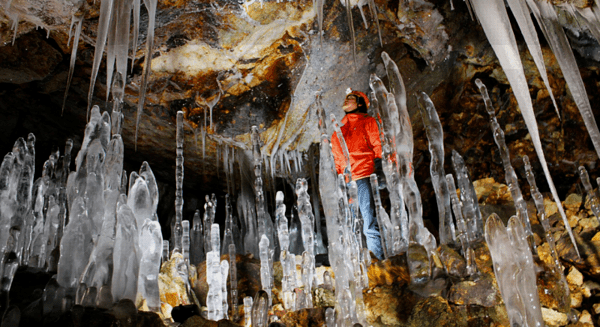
{"left": 343, "top": 94, "right": 358, "bottom": 112}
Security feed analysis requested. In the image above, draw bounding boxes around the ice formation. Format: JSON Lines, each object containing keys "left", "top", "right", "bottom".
{"left": 485, "top": 213, "right": 544, "bottom": 327}
{"left": 417, "top": 92, "right": 456, "bottom": 245}
{"left": 579, "top": 166, "right": 600, "bottom": 221}
{"left": 476, "top": 79, "right": 534, "bottom": 246}
{"left": 468, "top": 0, "right": 581, "bottom": 256}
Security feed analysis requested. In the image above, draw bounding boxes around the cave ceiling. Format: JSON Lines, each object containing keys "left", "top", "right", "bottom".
{"left": 0, "top": 0, "right": 599, "bottom": 224}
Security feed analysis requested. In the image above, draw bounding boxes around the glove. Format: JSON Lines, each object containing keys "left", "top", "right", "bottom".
{"left": 373, "top": 158, "right": 386, "bottom": 190}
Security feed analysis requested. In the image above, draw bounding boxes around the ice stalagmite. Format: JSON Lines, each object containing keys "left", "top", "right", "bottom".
{"left": 417, "top": 92, "right": 455, "bottom": 245}
{"left": 137, "top": 219, "right": 162, "bottom": 311}
{"left": 579, "top": 166, "right": 600, "bottom": 221}
{"left": 296, "top": 178, "right": 315, "bottom": 309}
{"left": 446, "top": 174, "right": 476, "bottom": 275}
{"left": 207, "top": 223, "right": 225, "bottom": 320}
{"left": 112, "top": 199, "right": 139, "bottom": 302}
{"left": 369, "top": 74, "right": 408, "bottom": 254}
{"left": 172, "top": 111, "right": 184, "bottom": 254}
{"left": 259, "top": 235, "right": 272, "bottom": 306}
{"left": 190, "top": 210, "right": 205, "bottom": 265}
{"left": 451, "top": 150, "right": 483, "bottom": 243}
{"left": 370, "top": 175, "right": 392, "bottom": 258}
{"left": 485, "top": 214, "right": 543, "bottom": 327}
{"left": 57, "top": 196, "right": 88, "bottom": 289}
{"left": 182, "top": 220, "right": 190, "bottom": 262}
{"left": 525, "top": 156, "right": 570, "bottom": 313}
{"left": 275, "top": 191, "right": 296, "bottom": 310}
{"left": 468, "top": 0, "right": 579, "bottom": 256}
{"left": 380, "top": 54, "right": 422, "bottom": 233}
{"left": 252, "top": 127, "right": 274, "bottom": 254}
{"left": 476, "top": 79, "right": 534, "bottom": 244}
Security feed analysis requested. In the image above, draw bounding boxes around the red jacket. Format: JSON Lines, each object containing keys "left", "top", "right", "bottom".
{"left": 331, "top": 113, "right": 382, "bottom": 181}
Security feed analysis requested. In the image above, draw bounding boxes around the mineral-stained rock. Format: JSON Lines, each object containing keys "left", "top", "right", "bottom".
{"left": 279, "top": 308, "right": 325, "bottom": 327}
{"left": 541, "top": 307, "right": 569, "bottom": 327}
{"left": 438, "top": 244, "right": 467, "bottom": 278}
{"left": 408, "top": 296, "right": 457, "bottom": 327}
{"left": 312, "top": 287, "right": 335, "bottom": 308}
{"left": 447, "top": 273, "right": 502, "bottom": 307}
{"left": 367, "top": 254, "right": 410, "bottom": 288}
{"left": 181, "top": 315, "right": 240, "bottom": 327}
{"left": 159, "top": 253, "right": 194, "bottom": 318}
{"left": 364, "top": 285, "right": 418, "bottom": 326}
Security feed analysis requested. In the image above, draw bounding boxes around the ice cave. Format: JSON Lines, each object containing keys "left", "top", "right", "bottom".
{"left": 0, "top": 0, "right": 600, "bottom": 326}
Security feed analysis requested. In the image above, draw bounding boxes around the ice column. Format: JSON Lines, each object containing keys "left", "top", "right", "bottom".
{"left": 172, "top": 111, "right": 184, "bottom": 254}
{"left": 416, "top": 92, "right": 456, "bottom": 245}
{"left": 578, "top": 166, "right": 600, "bottom": 221}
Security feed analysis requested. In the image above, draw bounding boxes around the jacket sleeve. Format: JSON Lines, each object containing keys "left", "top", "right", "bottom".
{"left": 367, "top": 118, "right": 382, "bottom": 159}
{"left": 330, "top": 131, "right": 345, "bottom": 175}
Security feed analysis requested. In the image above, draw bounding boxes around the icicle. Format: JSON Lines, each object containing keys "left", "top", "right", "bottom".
{"left": 469, "top": 0, "right": 579, "bottom": 257}
{"left": 87, "top": 0, "right": 112, "bottom": 118}
{"left": 505, "top": 0, "right": 559, "bottom": 118}
{"left": 134, "top": 0, "right": 158, "bottom": 148}
{"left": 344, "top": 0, "right": 357, "bottom": 68}
{"left": 131, "top": 0, "right": 140, "bottom": 68}
{"left": 366, "top": 0, "right": 383, "bottom": 46}
{"left": 314, "top": 0, "right": 325, "bottom": 45}
{"left": 229, "top": 243, "right": 238, "bottom": 320}
{"left": 62, "top": 15, "right": 83, "bottom": 115}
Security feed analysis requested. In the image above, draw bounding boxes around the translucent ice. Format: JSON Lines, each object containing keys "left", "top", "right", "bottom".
{"left": 137, "top": 219, "right": 162, "bottom": 311}
{"left": 417, "top": 92, "right": 455, "bottom": 245}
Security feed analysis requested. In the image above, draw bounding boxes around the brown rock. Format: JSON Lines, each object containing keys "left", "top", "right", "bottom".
{"left": 367, "top": 254, "right": 410, "bottom": 288}
{"left": 447, "top": 274, "right": 502, "bottom": 307}
{"left": 0, "top": 32, "right": 62, "bottom": 83}
{"left": 438, "top": 244, "right": 467, "bottom": 277}
{"left": 564, "top": 194, "right": 583, "bottom": 212}
{"left": 312, "top": 287, "right": 335, "bottom": 308}
{"left": 408, "top": 296, "right": 459, "bottom": 327}
{"left": 364, "top": 286, "right": 418, "bottom": 326}
{"left": 541, "top": 307, "right": 569, "bottom": 327}
{"left": 181, "top": 315, "right": 240, "bottom": 327}
{"left": 279, "top": 308, "right": 325, "bottom": 327}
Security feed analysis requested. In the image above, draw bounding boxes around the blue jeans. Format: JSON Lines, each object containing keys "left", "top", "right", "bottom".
{"left": 355, "top": 178, "right": 384, "bottom": 260}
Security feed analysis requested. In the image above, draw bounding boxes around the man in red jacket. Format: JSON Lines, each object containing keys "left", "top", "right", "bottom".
{"left": 331, "top": 90, "right": 384, "bottom": 259}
